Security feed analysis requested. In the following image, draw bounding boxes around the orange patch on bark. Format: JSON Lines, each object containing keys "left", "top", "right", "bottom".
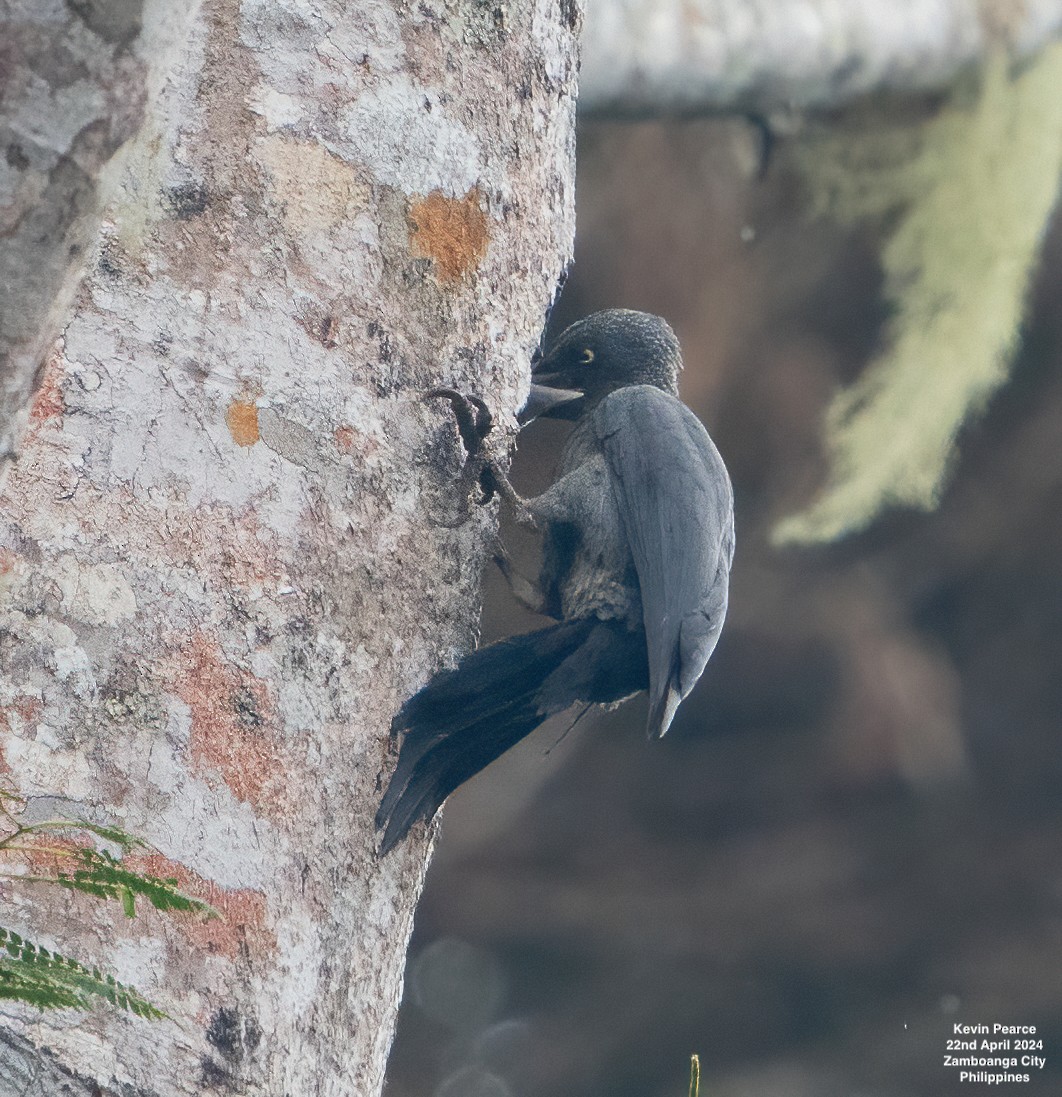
{"left": 124, "top": 851, "right": 274, "bottom": 959}
{"left": 170, "top": 635, "right": 288, "bottom": 815}
{"left": 408, "top": 189, "right": 490, "bottom": 281}
{"left": 226, "top": 399, "right": 260, "bottom": 447}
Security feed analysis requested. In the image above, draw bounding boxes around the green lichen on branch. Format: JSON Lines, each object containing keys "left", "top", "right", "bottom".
{"left": 776, "top": 44, "right": 1062, "bottom": 544}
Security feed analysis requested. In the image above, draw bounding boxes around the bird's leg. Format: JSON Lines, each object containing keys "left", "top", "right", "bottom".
{"left": 482, "top": 462, "right": 538, "bottom": 529}
{"left": 425, "top": 388, "right": 538, "bottom": 529}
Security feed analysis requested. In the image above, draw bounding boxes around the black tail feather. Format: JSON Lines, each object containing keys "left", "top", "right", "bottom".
{"left": 376, "top": 618, "right": 647, "bottom": 854}
{"left": 377, "top": 700, "right": 545, "bottom": 855}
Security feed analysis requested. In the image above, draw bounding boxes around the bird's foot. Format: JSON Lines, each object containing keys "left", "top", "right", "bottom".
{"left": 425, "top": 388, "right": 497, "bottom": 506}
{"left": 425, "top": 388, "right": 493, "bottom": 462}
{"left": 425, "top": 389, "right": 537, "bottom": 528}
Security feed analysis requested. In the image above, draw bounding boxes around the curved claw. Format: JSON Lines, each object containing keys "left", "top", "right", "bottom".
{"left": 424, "top": 388, "right": 500, "bottom": 509}
{"left": 425, "top": 388, "right": 494, "bottom": 457}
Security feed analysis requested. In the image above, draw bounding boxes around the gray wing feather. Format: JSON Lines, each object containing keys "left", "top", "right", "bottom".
{"left": 594, "top": 385, "right": 734, "bottom": 738}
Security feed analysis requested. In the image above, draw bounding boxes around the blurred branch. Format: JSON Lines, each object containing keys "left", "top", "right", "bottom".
{"left": 581, "top": 0, "right": 1062, "bottom": 116}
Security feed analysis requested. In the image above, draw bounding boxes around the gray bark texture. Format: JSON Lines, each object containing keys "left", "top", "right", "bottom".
{"left": 0, "top": 0, "right": 203, "bottom": 459}
{"left": 0, "top": 0, "right": 579, "bottom": 1094}
{"left": 581, "top": 0, "right": 1062, "bottom": 115}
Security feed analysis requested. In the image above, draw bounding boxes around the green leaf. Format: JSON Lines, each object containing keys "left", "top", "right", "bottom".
{"left": 29, "top": 820, "right": 145, "bottom": 850}
{"left": 0, "top": 965, "right": 89, "bottom": 1010}
{"left": 0, "top": 927, "right": 164, "bottom": 1017}
{"left": 56, "top": 849, "right": 218, "bottom": 919}
{"left": 0, "top": 787, "right": 216, "bottom": 1019}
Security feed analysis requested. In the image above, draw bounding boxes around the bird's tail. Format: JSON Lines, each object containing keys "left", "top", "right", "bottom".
{"left": 376, "top": 617, "right": 648, "bottom": 854}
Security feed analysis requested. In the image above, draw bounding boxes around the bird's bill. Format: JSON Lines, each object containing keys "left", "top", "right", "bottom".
{"left": 518, "top": 381, "right": 584, "bottom": 425}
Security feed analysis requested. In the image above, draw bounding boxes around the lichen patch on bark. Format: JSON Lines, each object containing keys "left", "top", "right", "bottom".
{"left": 170, "top": 634, "right": 289, "bottom": 816}
{"left": 0, "top": 698, "right": 40, "bottom": 771}
{"left": 125, "top": 851, "right": 275, "bottom": 960}
{"left": 254, "top": 136, "right": 372, "bottom": 237}
{"left": 333, "top": 423, "right": 381, "bottom": 459}
{"left": 333, "top": 425, "right": 356, "bottom": 454}
{"left": 408, "top": 189, "right": 490, "bottom": 281}
{"left": 53, "top": 556, "right": 139, "bottom": 626}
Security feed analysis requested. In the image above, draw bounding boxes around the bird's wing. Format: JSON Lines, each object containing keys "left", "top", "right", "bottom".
{"left": 594, "top": 385, "right": 734, "bottom": 738}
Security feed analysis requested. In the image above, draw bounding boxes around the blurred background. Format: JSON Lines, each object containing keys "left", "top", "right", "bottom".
{"left": 383, "top": 19, "right": 1062, "bottom": 1096}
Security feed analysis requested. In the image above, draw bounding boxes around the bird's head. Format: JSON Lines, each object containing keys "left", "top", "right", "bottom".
{"left": 521, "top": 310, "right": 682, "bottom": 423}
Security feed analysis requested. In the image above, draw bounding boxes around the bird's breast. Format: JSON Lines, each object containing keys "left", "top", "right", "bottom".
{"left": 533, "top": 442, "right": 642, "bottom": 628}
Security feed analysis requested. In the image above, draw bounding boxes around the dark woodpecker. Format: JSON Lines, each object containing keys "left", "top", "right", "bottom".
{"left": 376, "top": 310, "right": 734, "bottom": 855}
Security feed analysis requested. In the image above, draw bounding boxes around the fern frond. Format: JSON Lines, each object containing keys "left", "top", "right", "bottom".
{"left": 56, "top": 850, "right": 217, "bottom": 918}
{"left": 22, "top": 820, "right": 145, "bottom": 850}
{"left": 0, "top": 928, "right": 164, "bottom": 1017}
{"left": 0, "top": 963, "right": 89, "bottom": 1010}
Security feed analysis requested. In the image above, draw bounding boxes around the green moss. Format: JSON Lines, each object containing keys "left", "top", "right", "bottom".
{"left": 775, "top": 44, "right": 1062, "bottom": 544}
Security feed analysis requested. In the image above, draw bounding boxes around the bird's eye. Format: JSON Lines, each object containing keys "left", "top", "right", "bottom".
{"left": 579, "top": 348, "right": 595, "bottom": 365}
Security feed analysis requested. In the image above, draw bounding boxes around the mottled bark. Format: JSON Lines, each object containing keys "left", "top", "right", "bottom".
{"left": 0, "top": 0, "right": 579, "bottom": 1094}
{"left": 0, "top": 0, "right": 203, "bottom": 460}
{"left": 581, "top": 0, "right": 1062, "bottom": 116}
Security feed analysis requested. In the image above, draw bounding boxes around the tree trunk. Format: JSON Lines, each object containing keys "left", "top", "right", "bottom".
{"left": 0, "top": 0, "right": 203, "bottom": 460}
{"left": 0, "top": 0, "right": 579, "bottom": 1093}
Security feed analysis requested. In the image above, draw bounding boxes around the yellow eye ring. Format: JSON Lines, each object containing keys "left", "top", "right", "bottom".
{"left": 580, "top": 348, "right": 595, "bottom": 364}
